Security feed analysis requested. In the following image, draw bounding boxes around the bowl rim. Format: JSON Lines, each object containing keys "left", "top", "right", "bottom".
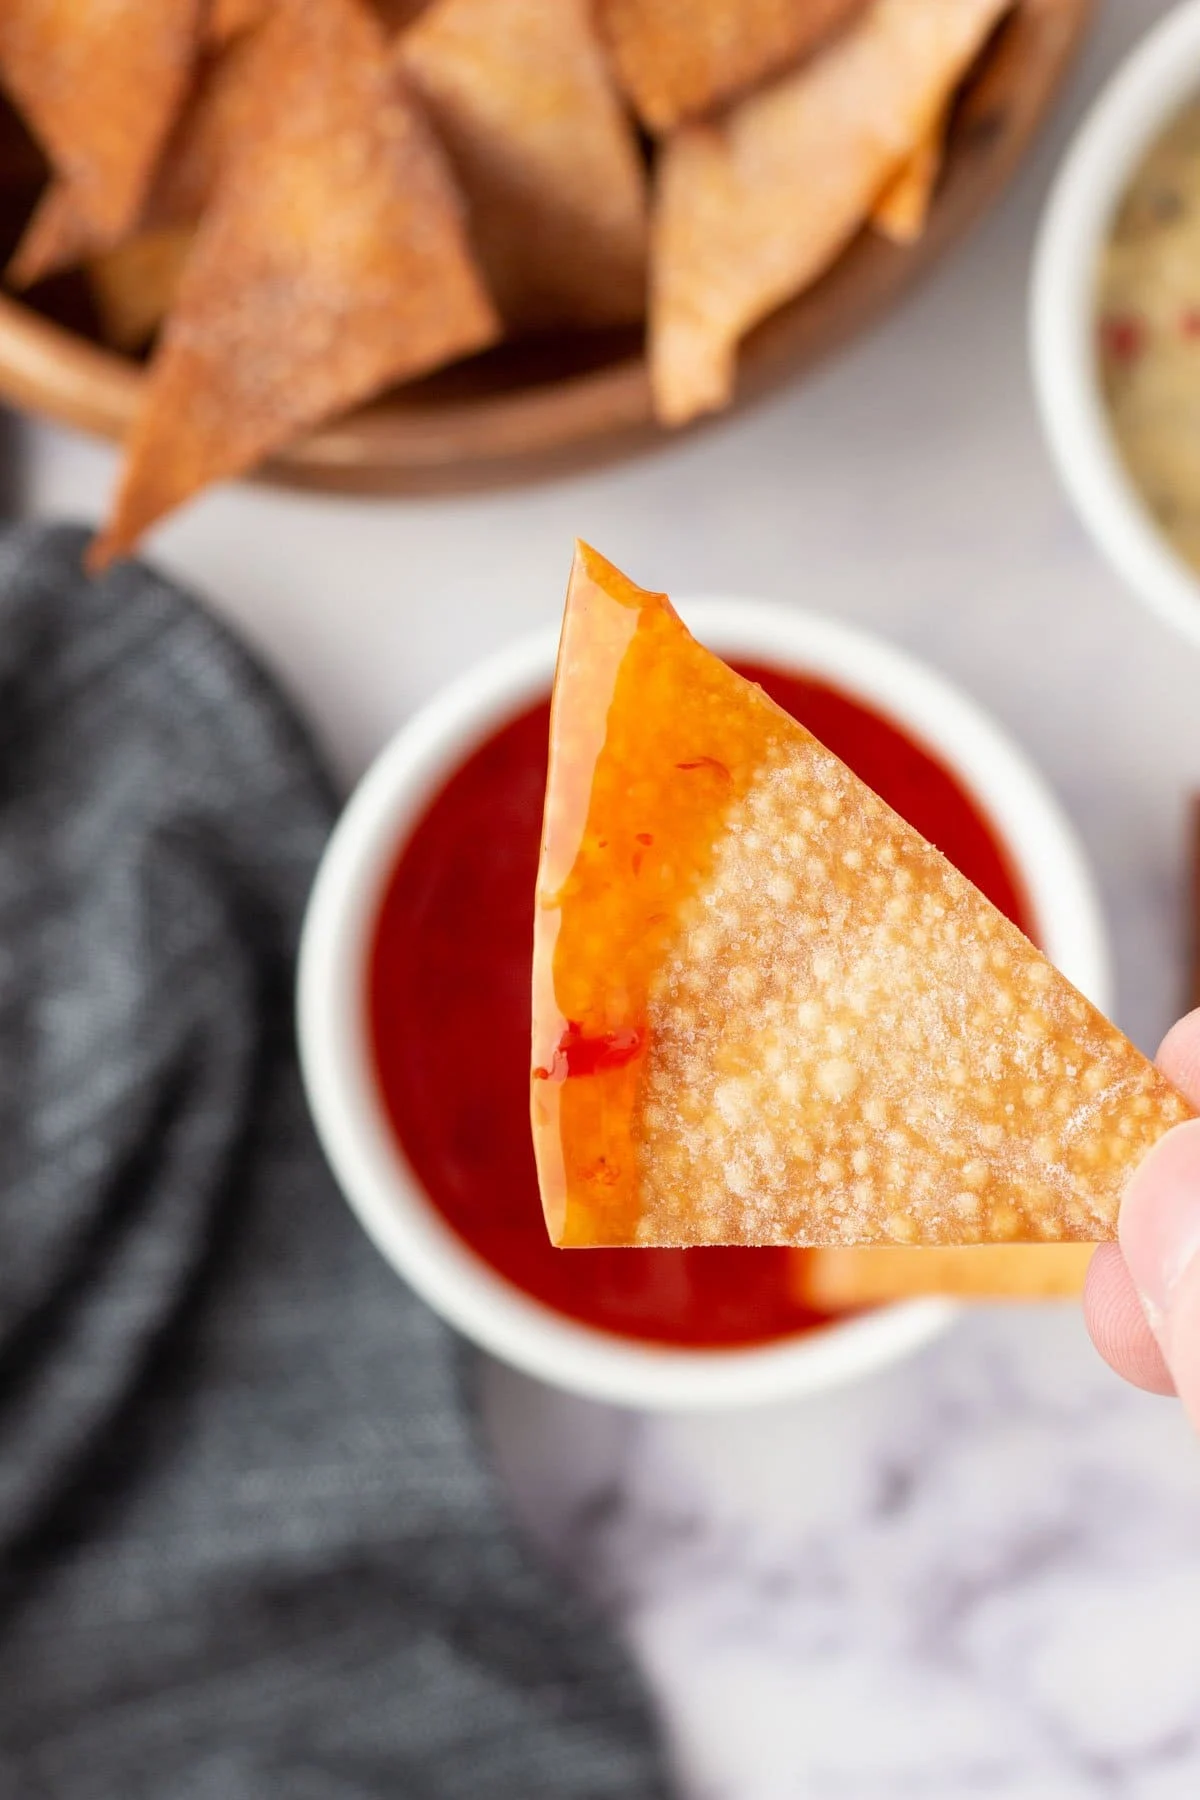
{"left": 297, "top": 598, "right": 1112, "bottom": 1412}
{"left": 1030, "top": 0, "right": 1200, "bottom": 648}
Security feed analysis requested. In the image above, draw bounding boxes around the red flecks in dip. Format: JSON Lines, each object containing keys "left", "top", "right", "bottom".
{"left": 1098, "top": 312, "right": 1145, "bottom": 363}
{"left": 1097, "top": 96, "right": 1200, "bottom": 570}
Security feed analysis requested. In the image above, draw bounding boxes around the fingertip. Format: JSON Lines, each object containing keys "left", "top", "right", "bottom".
{"left": 1155, "top": 1007, "right": 1200, "bottom": 1107}
{"left": 1084, "top": 1242, "right": 1176, "bottom": 1396}
{"left": 1118, "top": 1116, "right": 1200, "bottom": 1320}
{"left": 1163, "top": 1258, "right": 1200, "bottom": 1434}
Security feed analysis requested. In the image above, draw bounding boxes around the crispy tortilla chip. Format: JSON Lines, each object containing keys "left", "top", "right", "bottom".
{"left": 89, "top": 0, "right": 498, "bottom": 567}
{"left": 871, "top": 109, "right": 946, "bottom": 243}
{"left": 596, "top": 0, "right": 869, "bottom": 134}
{"left": 793, "top": 1244, "right": 1094, "bottom": 1307}
{"left": 649, "top": 0, "right": 1011, "bottom": 425}
{"left": 88, "top": 229, "right": 193, "bottom": 352}
{"left": 531, "top": 545, "right": 1192, "bottom": 1248}
{"left": 1, "top": 0, "right": 203, "bottom": 285}
{"left": 400, "top": 0, "right": 648, "bottom": 328}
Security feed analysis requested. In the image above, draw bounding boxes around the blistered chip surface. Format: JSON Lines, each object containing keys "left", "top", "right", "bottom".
{"left": 532, "top": 546, "right": 1192, "bottom": 1247}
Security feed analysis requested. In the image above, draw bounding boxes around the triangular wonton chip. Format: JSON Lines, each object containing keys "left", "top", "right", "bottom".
{"left": 648, "top": 0, "right": 1011, "bottom": 424}
{"left": 204, "top": 0, "right": 270, "bottom": 46}
{"left": 141, "top": 24, "right": 265, "bottom": 233}
{"left": 400, "top": 0, "right": 648, "bottom": 329}
{"left": 531, "top": 546, "right": 1191, "bottom": 1248}
{"left": 870, "top": 109, "right": 946, "bottom": 244}
{"left": 793, "top": 1243, "right": 1094, "bottom": 1307}
{"left": 596, "top": 0, "right": 868, "bottom": 134}
{"left": 88, "top": 228, "right": 193, "bottom": 351}
{"left": 1, "top": 0, "right": 203, "bottom": 286}
{"left": 89, "top": 0, "right": 498, "bottom": 567}
{"left": 373, "top": 0, "right": 435, "bottom": 25}
{"left": 8, "top": 181, "right": 97, "bottom": 290}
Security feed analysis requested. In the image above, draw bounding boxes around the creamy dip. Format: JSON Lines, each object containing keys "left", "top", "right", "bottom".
{"left": 1097, "top": 98, "right": 1200, "bottom": 571}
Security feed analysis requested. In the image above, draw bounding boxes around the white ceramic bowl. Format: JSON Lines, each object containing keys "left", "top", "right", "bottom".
{"left": 298, "top": 601, "right": 1112, "bottom": 1412}
{"left": 1031, "top": 0, "right": 1200, "bottom": 647}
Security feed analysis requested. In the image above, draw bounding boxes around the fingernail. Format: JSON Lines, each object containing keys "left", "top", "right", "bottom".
{"left": 1119, "top": 1118, "right": 1200, "bottom": 1332}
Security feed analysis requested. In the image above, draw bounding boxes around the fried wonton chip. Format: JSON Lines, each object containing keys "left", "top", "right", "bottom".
{"left": 5, "top": 180, "right": 83, "bottom": 288}
{"left": 649, "top": 0, "right": 1011, "bottom": 425}
{"left": 89, "top": 0, "right": 498, "bottom": 568}
{"left": 596, "top": 0, "right": 868, "bottom": 134}
{"left": 870, "top": 109, "right": 946, "bottom": 244}
{"left": 793, "top": 1243, "right": 1094, "bottom": 1307}
{"left": 372, "top": 0, "right": 436, "bottom": 28}
{"left": 400, "top": 0, "right": 648, "bottom": 329}
{"left": 203, "top": 0, "right": 270, "bottom": 46}
{"left": 88, "top": 229, "right": 193, "bottom": 352}
{"left": 531, "top": 545, "right": 1192, "bottom": 1248}
{"left": 1, "top": 0, "right": 203, "bottom": 286}
{"left": 141, "top": 27, "right": 264, "bottom": 233}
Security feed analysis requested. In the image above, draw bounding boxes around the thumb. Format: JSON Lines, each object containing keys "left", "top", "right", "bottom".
{"left": 1120, "top": 1117, "right": 1200, "bottom": 1429}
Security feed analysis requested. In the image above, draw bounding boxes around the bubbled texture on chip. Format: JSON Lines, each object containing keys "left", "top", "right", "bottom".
{"left": 638, "top": 739, "right": 1191, "bottom": 1245}
{"left": 533, "top": 545, "right": 1193, "bottom": 1249}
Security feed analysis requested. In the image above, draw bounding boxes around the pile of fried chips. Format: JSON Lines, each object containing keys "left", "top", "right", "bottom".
{"left": 0, "top": 0, "right": 1017, "bottom": 557}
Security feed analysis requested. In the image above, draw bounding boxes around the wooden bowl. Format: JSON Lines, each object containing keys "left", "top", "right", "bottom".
{"left": 0, "top": 0, "right": 1091, "bottom": 497}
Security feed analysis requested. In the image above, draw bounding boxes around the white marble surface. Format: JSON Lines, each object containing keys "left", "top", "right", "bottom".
{"left": 16, "top": 1, "right": 1200, "bottom": 1792}
{"left": 483, "top": 1313, "right": 1200, "bottom": 1800}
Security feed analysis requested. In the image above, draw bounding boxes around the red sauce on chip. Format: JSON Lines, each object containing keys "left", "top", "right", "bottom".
{"left": 368, "top": 664, "right": 1034, "bottom": 1348}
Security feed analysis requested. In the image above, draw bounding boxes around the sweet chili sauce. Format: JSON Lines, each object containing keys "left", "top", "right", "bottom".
{"left": 367, "top": 664, "right": 1033, "bottom": 1349}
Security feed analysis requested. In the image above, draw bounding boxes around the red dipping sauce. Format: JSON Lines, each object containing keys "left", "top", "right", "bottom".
{"left": 368, "top": 665, "right": 1033, "bottom": 1349}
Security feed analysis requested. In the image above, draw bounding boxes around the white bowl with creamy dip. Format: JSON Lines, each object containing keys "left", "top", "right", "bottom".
{"left": 1032, "top": 0, "right": 1200, "bottom": 648}
{"left": 1029, "top": 0, "right": 1200, "bottom": 648}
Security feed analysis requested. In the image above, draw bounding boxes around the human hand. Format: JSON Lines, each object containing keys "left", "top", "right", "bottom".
{"left": 1086, "top": 1007, "right": 1200, "bottom": 1421}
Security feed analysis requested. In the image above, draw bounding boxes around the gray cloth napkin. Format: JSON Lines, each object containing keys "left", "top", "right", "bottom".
{"left": 0, "top": 523, "right": 666, "bottom": 1800}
